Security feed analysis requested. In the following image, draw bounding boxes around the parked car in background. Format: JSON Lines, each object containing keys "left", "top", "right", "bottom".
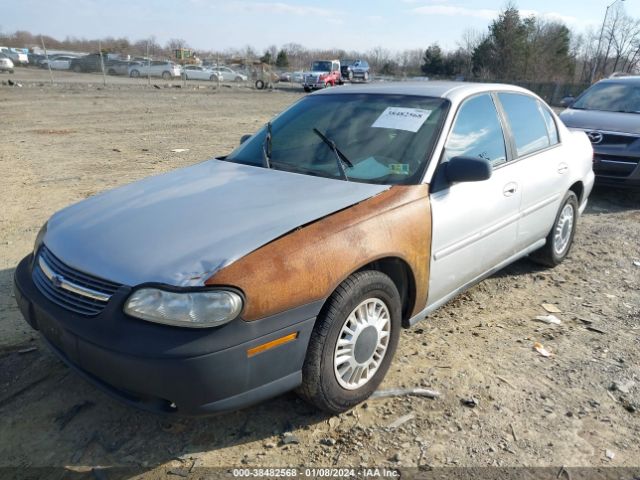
{"left": 0, "top": 53, "right": 14, "bottom": 73}
{"left": 13, "top": 82, "right": 594, "bottom": 416}
{"left": 291, "top": 71, "right": 304, "bottom": 83}
{"left": 303, "top": 60, "right": 342, "bottom": 92}
{"left": 341, "top": 59, "right": 370, "bottom": 82}
{"left": 70, "top": 54, "right": 105, "bottom": 73}
{"left": 106, "top": 60, "right": 139, "bottom": 76}
{"left": 28, "top": 53, "right": 46, "bottom": 66}
{"left": 0, "top": 47, "right": 28, "bottom": 66}
{"left": 279, "top": 71, "right": 291, "bottom": 82}
{"left": 49, "top": 56, "right": 76, "bottom": 70}
{"left": 128, "top": 61, "right": 182, "bottom": 79}
{"left": 211, "top": 66, "right": 247, "bottom": 82}
{"left": 39, "top": 54, "right": 77, "bottom": 68}
{"left": 560, "top": 76, "right": 640, "bottom": 188}
{"left": 182, "top": 65, "right": 222, "bottom": 81}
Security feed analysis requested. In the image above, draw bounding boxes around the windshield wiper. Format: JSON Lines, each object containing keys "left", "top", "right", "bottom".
{"left": 262, "top": 122, "right": 272, "bottom": 169}
{"left": 312, "top": 128, "right": 353, "bottom": 181}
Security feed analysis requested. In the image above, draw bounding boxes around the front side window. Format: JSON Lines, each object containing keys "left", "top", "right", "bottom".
{"left": 443, "top": 94, "right": 507, "bottom": 167}
{"left": 498, "top": 93, "right": 551, "bottom": 157}
{"left": 226, "top": 93, "right": 449, "bottom": 185}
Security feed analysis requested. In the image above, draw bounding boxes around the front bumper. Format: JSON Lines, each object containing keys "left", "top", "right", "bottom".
{"left": 593, "top": 148, "right": 640, "bottom": 188}
{"left": 13, "top": 254, "right": 320, "bottom": 416}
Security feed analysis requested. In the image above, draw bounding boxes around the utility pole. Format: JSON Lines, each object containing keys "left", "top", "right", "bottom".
{"left": 590, "top": 0, "right": 625, "bottom": 83}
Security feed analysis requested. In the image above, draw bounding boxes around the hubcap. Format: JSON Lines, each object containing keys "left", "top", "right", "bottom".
{"left": 333, "top": 298, "right": 391, "bottom": 390}
{"left": 554, "top": 204, "right": 574, "bottom": 255}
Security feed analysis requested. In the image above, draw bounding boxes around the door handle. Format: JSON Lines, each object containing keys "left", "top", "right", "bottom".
{"left": 557, "top": 163, "right": 569, "bottom": 174}
{"left": 503, "top": 182, "right": 518, "bottom": 197}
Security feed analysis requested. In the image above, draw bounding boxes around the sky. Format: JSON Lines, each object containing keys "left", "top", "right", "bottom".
{"left": 4, "top": 0, "right": 640, "bottom": 53}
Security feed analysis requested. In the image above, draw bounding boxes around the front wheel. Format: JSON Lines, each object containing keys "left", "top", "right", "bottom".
{"left": 130, "top": 69, "right": 140, "bottom": 78}
{"left": 161, "top": 71, "right": 171, "bottom": 80}
{"left": 531, "top": 190, "right": 578, "bottom": 267}
{"left": 297, "top": 270, "right": 401, "bottom": 413}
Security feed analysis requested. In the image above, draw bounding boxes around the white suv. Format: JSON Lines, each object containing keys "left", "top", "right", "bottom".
{"left": 128, "top": 61, "right": 182, "bottom": 79}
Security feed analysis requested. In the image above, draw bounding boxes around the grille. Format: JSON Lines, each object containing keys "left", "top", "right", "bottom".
{"left": 32, "top": 247, "right": 121, "bottom": 316}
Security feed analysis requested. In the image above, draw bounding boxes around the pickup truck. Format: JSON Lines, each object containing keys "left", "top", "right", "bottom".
{"left": 302, "top": 60, "right": 342, "bottom": 92}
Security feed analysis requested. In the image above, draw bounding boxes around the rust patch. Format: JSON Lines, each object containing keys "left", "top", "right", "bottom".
{"left": 206, "top": 184, "right": 432, "bottom": 321}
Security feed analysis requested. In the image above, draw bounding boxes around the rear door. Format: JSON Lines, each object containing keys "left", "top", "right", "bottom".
{"left": 495, "top": 93, "right": 567, "bottom": 251}
{"left": 427, "top": 93, "right": 521, "bottom": 308}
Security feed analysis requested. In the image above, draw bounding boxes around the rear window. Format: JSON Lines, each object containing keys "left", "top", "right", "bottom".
{"left": 498, "top": 93, "right": 551, "bottom": 157}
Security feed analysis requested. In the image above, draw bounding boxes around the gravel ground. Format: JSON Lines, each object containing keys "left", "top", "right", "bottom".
{"left": 0, "top": 69, "right": 639, "bottom": 478}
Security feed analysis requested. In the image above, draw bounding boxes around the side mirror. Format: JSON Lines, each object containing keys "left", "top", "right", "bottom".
{"left": 560, "top": 96, "right": 575, "bottom": 108}
{"left": 240, "top": 134, "right": 252, "bottom": 145}
{"left": 446, "top": 156, "right": 492, "bottom": 184}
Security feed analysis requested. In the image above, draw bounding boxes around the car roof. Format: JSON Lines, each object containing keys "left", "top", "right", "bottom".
{"left": 313, "top": 81, "right": 536, "bottom": 103}
{"left": 598, "top": 76, "right": 640, "bottom": 84}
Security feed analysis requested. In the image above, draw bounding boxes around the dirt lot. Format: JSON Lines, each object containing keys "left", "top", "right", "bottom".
{"left": 1, "top": 69, "right": 639, "bottom": 478}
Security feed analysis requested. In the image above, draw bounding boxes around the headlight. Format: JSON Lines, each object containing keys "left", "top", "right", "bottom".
{"left": 124, "top": 288, "right": 243, "bottom": 328}
{"left": 33, "top": 222, "right": 47, "bottom": 258}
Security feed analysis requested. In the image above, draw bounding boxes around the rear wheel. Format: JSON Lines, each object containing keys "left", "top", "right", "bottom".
{"left": 130, "top": 69, "right": 140, "bottom": 78}
{"left": 297, "top": 270, "right": 401, "bottom": 413}
{"left": 531, "top": 191, "right": 578, "bottom": 267}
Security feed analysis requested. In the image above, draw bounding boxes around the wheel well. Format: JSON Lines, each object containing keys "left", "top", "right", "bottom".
{"left": 357, "top": 257, "right": 416, "bottom": 328}
{"left": 569, "top": 181, "right": 584, "bottom": 203}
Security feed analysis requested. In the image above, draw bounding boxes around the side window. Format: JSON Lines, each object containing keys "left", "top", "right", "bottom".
{"left": 443, "top": 94, "right": 507, "bottom": 167}
{"left": 498, "top": 93, "right": 551, "bottom": 157}
{"left": 538, "top": 101, "right": 559, "bottom": 145}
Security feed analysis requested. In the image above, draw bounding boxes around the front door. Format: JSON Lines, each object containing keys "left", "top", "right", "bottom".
{"left": 427, "top": 93, "right": 521, "bottom": 308}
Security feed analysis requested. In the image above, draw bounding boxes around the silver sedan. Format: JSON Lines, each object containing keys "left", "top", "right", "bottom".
{"left": 182, "top": 65, "right": 222, "bottom": 82}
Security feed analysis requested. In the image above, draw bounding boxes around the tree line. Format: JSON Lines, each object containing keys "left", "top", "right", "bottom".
{"left": 1, "top": 3, "right": 639, "bottom": 83}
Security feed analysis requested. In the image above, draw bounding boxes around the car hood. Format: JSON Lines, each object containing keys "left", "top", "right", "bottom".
{"left": 44, "top": 159, "right": 389, "bottom": 287}
{"left": 560, "top": 108, "right": 640, "bottom": 135}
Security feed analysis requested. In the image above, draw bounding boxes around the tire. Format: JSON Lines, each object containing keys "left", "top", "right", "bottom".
{"left": 363, "top": 71, "right": 369, "bottom": 82}
{"left": 235, "top": 76, "right": 243, "bottom": 82}
{"left": 303, "top": 86, "right": 311, "bottom": 93}
{"left": 107, "top": 68, "right": 116, "bottom": 75}
{"left": 255, "top": 79, "right": 265, "bottom": 90}
{"left": 210, "top": 75, "right": 218, "bottom": 82}
{"left": 72, "top": 65, "right": 82, "bottom": 73}
{"left": 162, "top": 71, "right": 171, "bottom": 80}
{"left": 130, "top": 69, "right": 140, "bottom": 78}
{"left": 531, "top": 191, "right": 579, "bottom": 267}
{"left": 297, "top": 270, "right": 402, "bottom": 413}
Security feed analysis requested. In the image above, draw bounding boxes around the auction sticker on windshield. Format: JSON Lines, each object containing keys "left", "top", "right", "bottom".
{"left": 371, "top": 107, "right": 432, "bottom": 132}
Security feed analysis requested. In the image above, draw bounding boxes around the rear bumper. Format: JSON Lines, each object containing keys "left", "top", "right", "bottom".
{"left": 14, "top": 254, "right": 320, "bottom": 416}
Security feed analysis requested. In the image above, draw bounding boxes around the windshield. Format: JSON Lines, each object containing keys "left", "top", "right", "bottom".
{"left": 311, "top": 61, "right": 332, "bottom": 72}
{"left": 225, "top": 93, "right": 449, "bottom": 185}
{"left": 572, "top": 82, "right": 640, "bottom": 113}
